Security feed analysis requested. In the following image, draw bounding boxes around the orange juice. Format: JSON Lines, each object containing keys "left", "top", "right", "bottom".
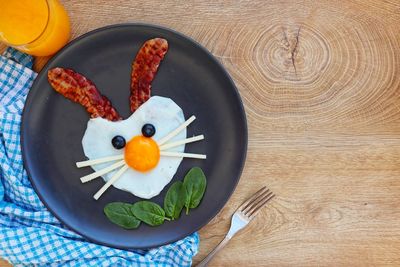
{"left": 0, "top": 0, "right": 70, "bottom": 56}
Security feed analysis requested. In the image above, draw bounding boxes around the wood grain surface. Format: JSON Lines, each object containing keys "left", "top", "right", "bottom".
{"left": 2, "top": 0, "right": 400, "bottom": 266}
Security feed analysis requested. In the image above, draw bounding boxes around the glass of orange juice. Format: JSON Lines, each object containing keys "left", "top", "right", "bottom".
{"left": 0, "top": 0, "right": 70, "bottom": 56}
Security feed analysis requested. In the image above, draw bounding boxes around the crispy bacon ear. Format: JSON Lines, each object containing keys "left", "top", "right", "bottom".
{"left": 130, "top": 38, "right": 169, "bottom": 112}
{"left": 47, "top": 68, "right": 122, "bottom": 121}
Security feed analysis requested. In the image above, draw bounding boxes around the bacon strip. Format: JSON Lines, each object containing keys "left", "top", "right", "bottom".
{"left": 48, "top": 68, "right": 122, "bottom": 121}
{"left": 130, "top": 38, "right": 168, "bottom": 112}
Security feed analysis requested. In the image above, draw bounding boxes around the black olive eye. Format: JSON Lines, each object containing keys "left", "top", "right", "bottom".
{"left": 112, "top": 135, "right": 126, "bottom": 149}
{"left": 142, "top": 124, "right": 156, "bottom": 137}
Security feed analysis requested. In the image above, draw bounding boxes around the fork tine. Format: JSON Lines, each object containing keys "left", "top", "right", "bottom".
{"left": 238, "top": 186, "right": 267, "bottom": 211}
{"left": 248, "top": 193, "right": 275, "bottom": 219}
{"left": 242, "top": 189, "right": 271, "bottom": 214}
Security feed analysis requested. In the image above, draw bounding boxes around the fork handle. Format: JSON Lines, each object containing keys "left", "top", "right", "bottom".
{"left": 196, "top": 235, "right": 231, "bottom": 267}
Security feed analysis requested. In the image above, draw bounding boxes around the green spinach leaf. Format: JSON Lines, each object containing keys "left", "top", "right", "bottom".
{"left": 131, "top": 201, "right": 169, "bottom": 226}
{"left": 164, "top": 181, "right": 186, "bottom": 219}
{"left": 183, "top": 167, "right": 207, "bottom": 214}
{"left": 104, "top": 202, "right": 140, "bottom": 229}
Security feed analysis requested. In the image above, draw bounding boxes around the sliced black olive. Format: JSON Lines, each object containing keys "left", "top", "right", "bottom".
{"left": 142, "top": 124, "right": 156, "bottom": 137}
{"left": 111, "top": 135, "right": 126, "bottom": 149}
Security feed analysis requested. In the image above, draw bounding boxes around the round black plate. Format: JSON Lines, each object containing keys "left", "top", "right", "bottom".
{"left": 22, "top": 24, "right": 247, "bottom": 249}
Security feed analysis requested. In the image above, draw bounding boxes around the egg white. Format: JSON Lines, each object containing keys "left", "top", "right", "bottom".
{"left": 81, "top": 96, "right": 186, "bottom": 199}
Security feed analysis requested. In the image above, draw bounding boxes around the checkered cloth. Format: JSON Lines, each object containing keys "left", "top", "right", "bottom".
{"left": 0, "top": 48, "right": 199, "bottom": 266}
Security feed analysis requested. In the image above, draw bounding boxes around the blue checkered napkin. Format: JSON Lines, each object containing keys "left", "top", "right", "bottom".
{"left": 0, "top": 48, "right": 199, "bottom": 266}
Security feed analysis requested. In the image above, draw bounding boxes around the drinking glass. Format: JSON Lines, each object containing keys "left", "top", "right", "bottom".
{"left": 0, "top": 0, "right": 70, "bottom": 56}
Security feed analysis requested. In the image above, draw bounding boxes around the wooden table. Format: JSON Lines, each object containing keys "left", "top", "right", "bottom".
{"left": 2, "top": 0, "right": 400, "bottom": 266}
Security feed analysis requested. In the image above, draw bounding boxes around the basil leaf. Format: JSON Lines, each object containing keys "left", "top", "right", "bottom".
{"left": 131, "top": 201, "right": 169, "bottom": 226}
{"left": 183, "top": 167, "right": 207, "bottom": 214}
{"left": 164, "top": 181, "right": 186, "bottom": 220}
{"left": 104, "top": 202, "right": 140, "bottom": 229}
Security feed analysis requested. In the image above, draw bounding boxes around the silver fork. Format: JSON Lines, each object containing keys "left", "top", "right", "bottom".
{"left": 197, "top": 186, "right": 275, "bottom": 267}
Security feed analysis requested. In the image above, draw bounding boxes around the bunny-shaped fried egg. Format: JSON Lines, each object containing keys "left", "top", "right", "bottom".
{"left": 48, "top": 38, "right": 205, "bottom": 200}
{"left": 82, "top": 96, "right": 187, "bottom": 199}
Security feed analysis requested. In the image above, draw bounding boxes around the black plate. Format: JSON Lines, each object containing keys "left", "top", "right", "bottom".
{"left": 21, "top": 24, "right": 247, "bottom": 249}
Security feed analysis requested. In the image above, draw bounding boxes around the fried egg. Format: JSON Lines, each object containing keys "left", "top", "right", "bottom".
{"left": 82, "top": 96, "right": 186, "bottom": 199}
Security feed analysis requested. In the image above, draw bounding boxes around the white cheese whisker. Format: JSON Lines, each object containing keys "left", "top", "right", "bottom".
{"left": 76, "top": 154, "right": 124, "bottom": 168}
{"left": 93, "top": 164, "right": 129, "bottom": 200}
{"left": 160, "top": 151, "right": 206, "bottom": 159}
{"left": 159, "top": 135, "right": 204, "bottom": 150}
{"left": 157, "top": 115, "right": 195, "bottom": 145}
{"left": 80, "top": 160, "right": 126, "bottom": 183}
